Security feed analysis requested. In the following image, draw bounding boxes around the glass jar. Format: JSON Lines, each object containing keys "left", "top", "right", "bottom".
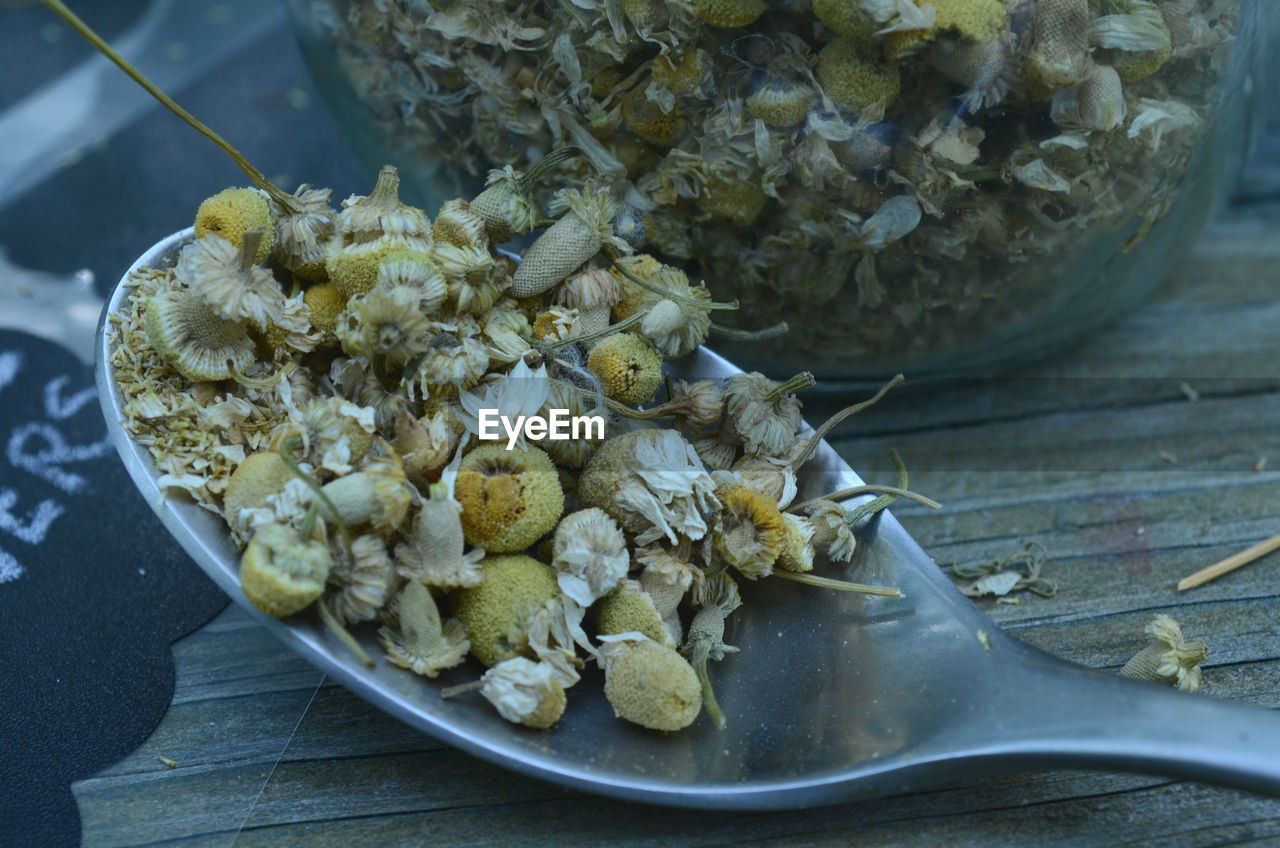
{"left": 286, "top": 0, "right": 1276, "bottom": 387}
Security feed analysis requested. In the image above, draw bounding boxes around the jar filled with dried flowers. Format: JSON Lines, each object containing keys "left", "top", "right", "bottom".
{"left": 286, "top": 0, "right": 1278, "bottom": 385}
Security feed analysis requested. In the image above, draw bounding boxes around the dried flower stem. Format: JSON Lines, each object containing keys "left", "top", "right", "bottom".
{"left": 535, "top": 309, "right": 648, "bottom": 351}
{"left": 317, "top": 598, "right": 376, "bottom": 669}
{"left": 41, "top": 0, "right": 296, "bottom": 209}
{"left": 764, "top": 372, "right": 815, "bottom": 403}
{"left": 1178, "top": 531, "right": 1280, "bottom": 591}
{"left": 523, "top": 146, "right": 582, "bottom": 186}
{"left": 789, "top": 373, "right": 903, "bottom": 470}
{"left": 708, "top": 322, "right": 790, "bottom": 341}
{"left": 610, "top": 261, "right": 738, "bottom": 310}
{"left": 771, "top": 570, "right": 903, "bottom": 597}
{"left": 229, "top": 360, "right": 296, "bottom": 390}
{"left": 440, "top": 679, "right": 485, "bottom": 699}
{"left": 846, "top": 450, "right": 909, "bottom": 526}
{"left": 786, "top": 484, "right": 941, "bottom": 514}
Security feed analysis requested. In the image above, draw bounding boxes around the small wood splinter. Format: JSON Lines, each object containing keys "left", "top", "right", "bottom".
{"left": 1177, "top": 531, "right": 1280, "bottom": 591}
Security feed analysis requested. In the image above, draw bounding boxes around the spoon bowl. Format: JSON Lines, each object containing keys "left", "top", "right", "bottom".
{"left": 97, "top": 229, "right": 1280, "bottom": 809}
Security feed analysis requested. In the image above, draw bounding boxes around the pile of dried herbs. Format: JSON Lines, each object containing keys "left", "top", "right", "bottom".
{"left": 107, "top": 162, "right": 926, "bottom": 731}
{"left": 294, "top": 0, "right": 1240, "bottom": 367}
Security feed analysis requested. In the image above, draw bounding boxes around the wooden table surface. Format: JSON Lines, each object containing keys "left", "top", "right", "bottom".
{"left": 71, "top": 129, "right": 1280, "bottom": 848}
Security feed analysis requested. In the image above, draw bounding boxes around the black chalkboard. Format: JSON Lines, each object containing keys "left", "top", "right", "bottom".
{"left": 0, "top": 330, "right": 227, "bottom": 847}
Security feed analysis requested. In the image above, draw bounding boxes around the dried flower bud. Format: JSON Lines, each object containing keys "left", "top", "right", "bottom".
{"left": 456, "top": 444, "right": 564, "bottom": 552}
{"left": 480, "top": 657, "right": 567, "bottom": 729}
{"left": 195, "top": 187, "right": 275, "bottom": 264}
{"left": 271, "top": 184, "right": 335, "bottom": 280}
{"left": 452, "top": 554, "right": 560, "bottom": 666}
{"left": 378, "top": 580, "right": 470, "bottom": 677}
{"left": 596, "top": 578, "right": 674, "bottom": 647}
{"left": 713, "top": 483, "right": 787, "bottom": 579}
{"left": 1119, "top": 614, "right": 1208, "bottom": 693}
{"left": 817, "top": 38, "right": 902, "bottom": 112}
{"left": 552, "top": 508, "right": 630, "bottom": 606}
{"left": 239, "top": 522, "right": 330, "bottom": 618}
{"left": 587, "top": 333, "right": 664, "bottom": 406}
{"left": 599, "top": 634, "right": 702, "bottom": 731}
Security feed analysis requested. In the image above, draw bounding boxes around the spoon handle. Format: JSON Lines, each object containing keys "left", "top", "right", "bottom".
{"left": 975, "top": 657, "right": 1280, "bottom": 795}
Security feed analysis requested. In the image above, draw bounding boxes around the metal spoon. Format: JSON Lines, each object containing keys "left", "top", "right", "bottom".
{"left": 96, "top": 230, "right": 1280, "bottom": 810}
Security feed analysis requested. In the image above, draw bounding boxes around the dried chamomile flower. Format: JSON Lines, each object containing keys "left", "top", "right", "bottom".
{"left": 635, "top": 542, "right": 701, "bottom": 597}
{"left": 336, "top": 164, "right": 433, "bottom": 245}
{"left": 328, "top": 534, "right": 400, "bottom": 624}
{"left": 144, "top": 287, "right": 256, "bottom": 383}
{"left": 469, "top": 148, "right": 579, "bottom": 243}
{"left": 538, "top": 380, "right": 606, "bottom": 468}
{"left": 579, "top": 429, "right": 720, "bottom": 545}
{"left": 532, "top": 307, "right": 579, "bottom": 342}
{"left": 239, "top": 522, "right": 330, "bottom": 618}
{"left": 512, "top": 182, "right": 630, "bottom": 298}
{"left": 683, "top": 573, "right": 742, "bottom": 728}
{"left": 721, "top": 371, "right": 811, "bottom": 457}
{"left": 523, "top": 594, "right": 596, "bottom": 686}
{"left": 433, "top": 198, "right": 489, "bottom": 250}
{"left": 673, "top": 379, "right": 723, "bottom": 430}
{"left": 195, "top": 187, "right": 274, "bottom": 264}
{"left": 697, "top": 173, "right": 769, "bottom": 229}
{"left": 452, "top": 554, "right": 560, "bottom": 667}
{"left": 774, "top": 513, "right": 816, "bottom": 573}
{"left": 271, "top": 184, "right": 335, "bottom": 280}
{"left": 455, "top": 443, "right": 565, "bottom": 552}
{"left": 555, "top": 265, "right": 624, "bottom": 337}
{"left": 621, "top": 87, "right": 687, "bottom": 149}
{"left": 690, "top": 430, "right": 739, "bottom": 471}
{"left": 1051, "top": 63, "right": 1127, "bottom": 133}
{"left": 320, "top": 451, "right": 413, "bottom": 534}
{"left": 587, "top": 334, "right": 664, "bottom": 406}
{"left": 479, "top": 657, "right": 567, "bottom": 729}
{"left": 816, "top": 38, "right": 901, "bottom": 112}
{"left": 684, "top": 0, "right": 764, "bottom": 28}
{"left": 392, "top": 408, "right": 458, "bottom": 477}
{"left": 730, "top": 454, "right": 797, "bottom": 508}
{"left": 295, "top": 396, "right": 375, "bottom": 474}
{"left": 258, "top": 291, "right": 319, "bottom": 356}
{"left": 812, "top": 0, "right": 876, "bottom": 37}
{"left": 327, "top": 165, "right": 433, "bottom": 297}
{"left": 1024, "top": 0, "right": 1092, "bottom": 91}
{"left": 882, "top": 0, "right": 1005, "bottom": 57}
{"left": 806, "top": 499, "right": 857, "bottom": 563}
{"left": 713, "top": 483, "right": 786, "bottom": 579}
{"left": 746, "top": 74, "right": 816, "bottom": 128}
{"left": 470, "top": 166, "right": 541, "bottom": 243}
{"left": 178, "top": 232, "right": 286, "bottom": 332}
{"left": 336, "top": 284, "right": 431, "bottom": 365}
{"left": 551, "top": 508, "right": 630, "bottom": 607}
{"left": 596, "top": 579, "right": 674, "bottom": 647}
{"left": 599, "top": 634, "right": 702, "bottom": 731}
{"left": 377, "top": 249, "right": 447, "bottom": 315}
{"left": 378, "top": 580, "right": 470, "bottom": 678}
{"left": 414, "top": 329, "right": 490, "bottom": 395}
{"left": 302, "top": 281, "right": 346, "bottom": 343}
{"left": 637, "top": 286, "right": 712, "bottom": 358}
{"left": 434, "top": 243, "right": 501, "bottom": 315}
{"left": 1120, "top": 614, "right": 1208, "bottom": 693}
{"left": 223, "top": 451, "right": 292, "bottom": 536}
{"left": 396, "top": 481, "right": 484, "bottom": 588}
{"left": 483, "top": 306, "right": 535, "bottom": 364}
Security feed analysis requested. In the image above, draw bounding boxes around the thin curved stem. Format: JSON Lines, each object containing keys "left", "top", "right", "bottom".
{"left": 789, "top": 373, "right": 904, "bottom": 471}
{"left": 787, "top": 484, "right": 942, "bottom": 514}
{"left": 611, "top": 261, "right": 739, "bottom": 310}
{"left": 771, "top": 570, "right": 903, "bottom": 597}
{"left": 41, "top": 0, "right": 295, "bottom": 208}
